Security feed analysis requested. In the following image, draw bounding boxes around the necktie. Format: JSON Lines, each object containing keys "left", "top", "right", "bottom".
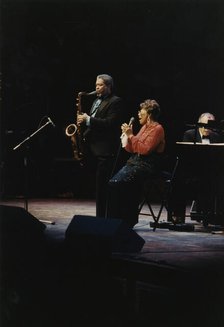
{"left": 90, "top": 98, "right": 102, "bottom": 116}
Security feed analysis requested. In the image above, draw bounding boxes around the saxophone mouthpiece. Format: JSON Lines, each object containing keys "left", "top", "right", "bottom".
{"left": 78, "top": 90, "right": 96, "bottom": 96}
{"left": 87, "top": 90, "right": 97, "bottom": 96}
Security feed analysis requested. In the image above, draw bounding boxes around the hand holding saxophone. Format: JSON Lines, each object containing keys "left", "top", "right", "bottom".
{"left": 77, "top": 113, "right": 89, "bottom": 125}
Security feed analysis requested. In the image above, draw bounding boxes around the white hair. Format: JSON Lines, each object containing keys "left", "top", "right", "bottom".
{"left": 198, "top": 112, "right": 215, "bottom": 122}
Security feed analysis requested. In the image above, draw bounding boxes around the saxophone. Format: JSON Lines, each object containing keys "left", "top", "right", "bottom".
{"left": 65, "top": 90, "right": 96, "bottom": 162}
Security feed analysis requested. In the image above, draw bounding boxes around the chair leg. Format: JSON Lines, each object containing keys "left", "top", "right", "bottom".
{"left": 138, "top": 199, "right": 146, "bottom": 214}
{"left": 138, "top": 191, "right": 167, "bottom": 231}
{"left": 145, "top": 199, "right": 165, "bottom": 231}
{"left": 152, "top": 203, "right": 165, "bottom": 231}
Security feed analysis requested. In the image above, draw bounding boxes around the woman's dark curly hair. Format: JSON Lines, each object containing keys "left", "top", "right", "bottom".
{"left": 140, "top": 99, "right": 161, "bottom": 121}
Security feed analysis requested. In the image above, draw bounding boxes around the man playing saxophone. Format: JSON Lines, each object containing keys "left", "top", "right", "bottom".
{"left": 77, "top": 74, "right": 125, "bottom": 218}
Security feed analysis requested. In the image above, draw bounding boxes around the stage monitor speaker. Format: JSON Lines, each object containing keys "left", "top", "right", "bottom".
{"left": 0, "top": 205, "right": 46, "bottom": 265}
{"left": 65, "top": 215, "right": 145, "bottom": 256}
{"left": 0, "top": 205, "right": 46, "bottom": 234}
{"left": 0, "top": 205, "right": 46, "bottom": 247}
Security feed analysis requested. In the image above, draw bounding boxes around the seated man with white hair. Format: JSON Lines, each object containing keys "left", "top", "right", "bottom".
{"left": 170, "top": 112, "right": 223, "bottom": 224}
{"left": 183, "top": 112, "right": 221, "bottom": 143}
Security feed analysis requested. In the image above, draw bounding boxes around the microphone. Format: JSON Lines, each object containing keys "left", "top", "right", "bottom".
{"left": 120, "top": 117, "right": 135, "bottom": 141}
{"left": 48, "top": 117, "right": 55, "bottom": 127}
{"left": 128, "top": 117, "right": 135, "bottom": 126}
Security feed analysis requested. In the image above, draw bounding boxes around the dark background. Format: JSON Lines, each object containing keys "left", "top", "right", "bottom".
{"left": 1, "top": 0, "right": 224, "bottom": 197}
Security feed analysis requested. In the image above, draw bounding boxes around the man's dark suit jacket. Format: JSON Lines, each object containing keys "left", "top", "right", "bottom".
{"left": 183, "top": 128, "right": 222, "bottom": 143}
{"left": 84, "top": 94, "right": 125, "bottom": 157}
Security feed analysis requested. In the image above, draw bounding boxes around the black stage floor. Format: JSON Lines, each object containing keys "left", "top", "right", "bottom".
{"left": 1, "top": 198, "right": 224, "bottom": 327}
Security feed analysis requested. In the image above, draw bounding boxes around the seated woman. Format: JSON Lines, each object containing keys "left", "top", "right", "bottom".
{"left": 106, "top": 99, "right": 165, "bottom": 227}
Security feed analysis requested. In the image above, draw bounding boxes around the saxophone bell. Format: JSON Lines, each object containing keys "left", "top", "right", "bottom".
{"left": 65, "top": 123, "right": 77, "bottom": 137}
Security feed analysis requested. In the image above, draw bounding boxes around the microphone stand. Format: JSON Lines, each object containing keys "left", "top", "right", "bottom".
{"left": 13, "top": 119, "right": 55, "bottom": 224}
{"left": 13, "top": 120, "right": 52, "bottom": 151}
